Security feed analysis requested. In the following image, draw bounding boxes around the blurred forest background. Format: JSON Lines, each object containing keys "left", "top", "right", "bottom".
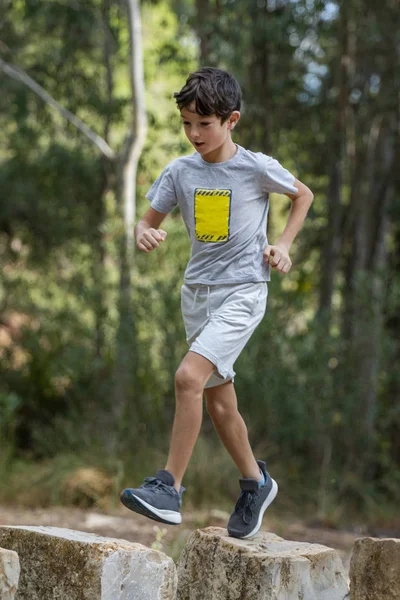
{"left": 0, "top": 0, "right": 399, "bottom": 528}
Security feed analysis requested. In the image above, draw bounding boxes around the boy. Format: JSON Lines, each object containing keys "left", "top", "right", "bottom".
{"left": 121, "top": 67, "right": 313, "bottom": 539}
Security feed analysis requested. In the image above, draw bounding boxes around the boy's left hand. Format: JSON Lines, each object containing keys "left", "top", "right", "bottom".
{"left": 263, "top": 243, "right": 292, "bottom": 273}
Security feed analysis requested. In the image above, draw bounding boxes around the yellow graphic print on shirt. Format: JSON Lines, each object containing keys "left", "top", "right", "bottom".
{"left": 194, "top": 188, "right": 232, "bottom": 243}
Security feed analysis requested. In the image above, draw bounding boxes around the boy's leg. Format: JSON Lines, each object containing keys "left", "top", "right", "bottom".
{"left": 205, "top": 380, "right": 278, "bottom": 539}
{"left": 204, "top": 381, "right": 261, "bottom": 480}
{"left": 165, "top": 351, "right": 215, "bottom": 491}
{"left": 120, "top": 350, "right": 215, "bottom": 524}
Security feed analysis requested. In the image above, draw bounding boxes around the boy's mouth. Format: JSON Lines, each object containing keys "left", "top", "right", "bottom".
{"left": 193, "top": 141, "right": 204, "bottom": 148}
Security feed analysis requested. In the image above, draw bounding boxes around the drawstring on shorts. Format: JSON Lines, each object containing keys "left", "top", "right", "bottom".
{"left": 191, "top": 285, "right": 211, "bottom": 317}
{"left": 192, "top": 288, "right": 199, "bottom": 310}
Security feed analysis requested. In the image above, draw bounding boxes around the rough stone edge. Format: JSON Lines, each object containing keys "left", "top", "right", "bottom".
{"left": 193, "top": 526, "right": 344, "bottom": 558}
{"left": 177, "top": 527, "right": 350, "bottom": 600}
{"left": 0, "top": 526, "right": 148, "bottom": 552}
{"left": 0, "top": 547, "right": 20, "bottom": 599}
{"left": 101, "top": 546, "right": 178, "bottom": 600}
{"left": 350, "top": 536, "right": 400, "bottom": 599}
{"left": 0, "top": 526, "right": 177, "bottom": 600}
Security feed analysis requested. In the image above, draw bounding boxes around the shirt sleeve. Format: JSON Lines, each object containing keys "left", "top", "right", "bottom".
{"left": 260, "top": 154, "right": 298, "bottom": 195}
{"left": 146, "top": 165, "right": 178, "bottom": 213}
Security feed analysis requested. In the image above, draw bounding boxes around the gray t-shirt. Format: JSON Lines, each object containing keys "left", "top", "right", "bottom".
{"left": 146, "top": 144, "right": 297, "bottom": 285}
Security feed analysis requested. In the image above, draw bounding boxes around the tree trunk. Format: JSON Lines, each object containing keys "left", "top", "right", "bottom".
{"left": 195, "top": 0, "right": 211, "bottom": 64}
{"left": 91, "top": 0, "right": 115, "bottom": 361}
{"left": 112, "top": 0, "right": 147, "bottom": 431}
{"left": 124, "top": 0, "right": 148, "bottom": 254}
{"left": 337, "top": 0, "right": 397, "bottom": 478}
{"left": 318, "top": 6, "right": 349, "bottom": 319}
{"left": 341, "top": 124, "right": 394, "bottom": 476}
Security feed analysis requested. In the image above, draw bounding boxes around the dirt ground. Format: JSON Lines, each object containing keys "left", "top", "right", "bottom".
{"left": 0, "top": 504, "right": 361, "bottom": 574}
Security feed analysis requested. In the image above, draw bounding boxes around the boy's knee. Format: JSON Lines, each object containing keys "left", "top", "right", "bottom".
{"left": 175, "top": 364, "right": 203, "bottom": 394}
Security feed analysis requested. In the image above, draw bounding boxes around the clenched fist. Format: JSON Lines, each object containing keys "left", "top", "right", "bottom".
{"left": 136, "top": 227, "right": 167, "bottom": 253}
{"left": 263, "top": 243, "right": 292, "bottom": 273}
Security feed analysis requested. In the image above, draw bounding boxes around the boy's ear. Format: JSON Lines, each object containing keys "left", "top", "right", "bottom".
{"left": 228, "top": 111, "right": 241, "bottom": 130}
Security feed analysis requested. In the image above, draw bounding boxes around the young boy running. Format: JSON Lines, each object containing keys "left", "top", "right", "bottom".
{"left": 121, "top": 67, "right": 313, "bottom": 539}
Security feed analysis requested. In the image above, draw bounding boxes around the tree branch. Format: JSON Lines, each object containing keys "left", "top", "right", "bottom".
{"left": 0, "top": 58, "right": 116, "bottom": 160}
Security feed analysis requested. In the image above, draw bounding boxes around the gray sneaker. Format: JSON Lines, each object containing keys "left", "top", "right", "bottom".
{"left": 120, "top": 469, "right": 184, "bottom": 525}
{"left": 227, "top": 460, "right": 278, "bottom": 538}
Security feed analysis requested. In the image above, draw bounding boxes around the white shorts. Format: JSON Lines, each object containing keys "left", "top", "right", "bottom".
{"left": 181, "top": 282, "right": 268, "bottom": 388}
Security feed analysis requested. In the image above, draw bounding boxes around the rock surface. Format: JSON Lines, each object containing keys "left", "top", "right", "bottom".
{"left": 177, "top": 526, "right": 349, "bottom": 600}
{"left": 0, "top": 547, "right": 20, "bottom": 600}
{"left": 350, "top": 537, "right": 400, "bottom": 600}
{"left": 0, "top": 526, "right": 177, "bottom": 600}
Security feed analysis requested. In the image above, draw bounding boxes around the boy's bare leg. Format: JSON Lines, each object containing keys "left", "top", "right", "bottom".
{"left": 204, "top": 381, "right": 261, "bottom": 480}
{"left": 165, "top": 351, "right": 215, "bottom": 491}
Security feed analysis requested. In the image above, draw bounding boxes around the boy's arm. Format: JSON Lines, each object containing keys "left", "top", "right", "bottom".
{"left": 135, "top": 207, "right": 169, "bottom": 253}
{"left": 264, "top": 178, "right": 314, "bottom": 273}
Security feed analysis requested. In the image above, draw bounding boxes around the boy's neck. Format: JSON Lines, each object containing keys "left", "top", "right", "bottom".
{"left": 200, "top": 139, "right": 238, "bottom": 164}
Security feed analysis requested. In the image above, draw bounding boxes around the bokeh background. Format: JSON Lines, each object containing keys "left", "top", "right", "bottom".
{"left": 0, "top": 0, "right": 399, "bottom": 545}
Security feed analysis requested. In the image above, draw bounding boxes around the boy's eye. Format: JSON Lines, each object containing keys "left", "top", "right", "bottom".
{"left": 182, "top": 121, "right": 191, "bottom": 126}
{"left": 200, "top": 122, "right": 211, "bottom": 126}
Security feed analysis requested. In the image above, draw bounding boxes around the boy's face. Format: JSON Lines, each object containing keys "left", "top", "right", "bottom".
{"left": 180, "top": 102, "right": 240, "bottom": 160}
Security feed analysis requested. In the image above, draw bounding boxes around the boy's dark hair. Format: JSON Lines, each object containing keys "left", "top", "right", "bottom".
{"left": 174, "top": 67, "right": 242, "bottom": 123}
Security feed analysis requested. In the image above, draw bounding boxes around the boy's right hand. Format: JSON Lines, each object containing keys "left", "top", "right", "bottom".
{"left": 136, "top": 228, "right": 167, "bottom": 253}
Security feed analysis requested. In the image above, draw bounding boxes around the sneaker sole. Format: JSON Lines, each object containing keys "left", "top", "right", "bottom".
{"left": 120, "top": 490, "right": 182, "bottom": 525}
{"left": 229, "top": 478, "right": 278, "bottom": 539}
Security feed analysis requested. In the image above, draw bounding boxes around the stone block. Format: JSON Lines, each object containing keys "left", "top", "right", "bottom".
{"left": 350, "top": 537, "right": 400, "bottom": 600}
{"left": 0, "top": 547, "right": 20, "bottom": 600}
{"left": 0, "top": 526, "right": 176, "bottom": 600}
{"left": 177, "top": 526, "right": 349, "bottom": 600}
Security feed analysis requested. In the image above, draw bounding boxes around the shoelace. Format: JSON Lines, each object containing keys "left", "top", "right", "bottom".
{"left": 143, "top": 477, "right": 177, "bottom": 496}
{"left": 235, "top": 490, "right": 258, "bottom": 524}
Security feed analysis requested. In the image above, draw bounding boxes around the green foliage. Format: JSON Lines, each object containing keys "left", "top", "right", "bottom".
{"left": 0, "top": 0, "right": 398, "bottom": 523}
